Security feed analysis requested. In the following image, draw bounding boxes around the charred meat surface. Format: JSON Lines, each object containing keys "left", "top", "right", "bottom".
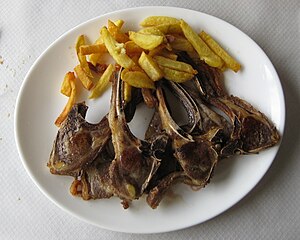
{"left": 48, "top": 103, "right": 111, "bottom": 176}
{"left": 108, "top": 70, "right": 160, "bottom": 202}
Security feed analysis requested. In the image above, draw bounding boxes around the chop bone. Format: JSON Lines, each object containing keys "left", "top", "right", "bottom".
{"left": 108, "top": 69, "right": 160, "bottom": 202}
{"left": 156, "top": 84, "right": 218, "bottom": 187}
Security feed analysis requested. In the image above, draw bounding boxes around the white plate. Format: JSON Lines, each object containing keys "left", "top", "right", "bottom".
{"left": 15, "top": 7, "right": 285, "bottom": 233}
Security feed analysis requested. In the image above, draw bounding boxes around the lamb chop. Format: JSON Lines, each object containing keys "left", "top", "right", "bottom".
{"left": 48, "top": 103, "right": 111, "bottom": 176}
{"left": 145, "top": 82, "right": 218, "bottom": 208}
{"left": 72, "top": 143, "right": 115, "bottom": 200}
{"left": 156, "top": 83, "right": 218, "bottom": 187}
{"left": 178, "top": 52, "right": 280, "bottom": 156}
{"left": 145, "top": 109, "right": 181, "bottom": 192}
{"left": 108, "top": 69, "right": 161, "bottom": 205}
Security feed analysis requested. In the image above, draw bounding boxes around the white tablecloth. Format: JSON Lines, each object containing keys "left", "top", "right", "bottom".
{"left": 1, "top": 1, "right": 300, "bottom": 239}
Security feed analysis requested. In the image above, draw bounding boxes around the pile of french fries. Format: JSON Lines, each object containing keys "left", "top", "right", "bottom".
{"left": 55, "top": 16, "right": 241, "bottom": 127}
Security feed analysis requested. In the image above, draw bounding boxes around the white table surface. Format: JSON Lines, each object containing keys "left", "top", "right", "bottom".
{"left": 1, "top": 0, "right": 300, "bottom": 239}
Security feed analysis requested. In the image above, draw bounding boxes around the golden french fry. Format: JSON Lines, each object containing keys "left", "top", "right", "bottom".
{"left": 121, "top": 69, "right": 155, "bottom": 89}
{"left": 55, "top": 76, "right": 77, "bottom": 127}
{"left": 199, "top": 31, "right": 241, "bottom": 72}
{"left": 89, "top": 36, "right": 104, "bottom": 66}
{"left": 161, "top": 66, "right": 194, "bottom": 83}
{"left": 124, "top": 41, "right": 144, "bottom": 56}
{"left": 75, "top": 35, "right": 93, "bottom": 78}
{"left": 128, "top": 31, "right": 164, "bottom": 50}
{"left": 108, "top": 19, "right": 129, "bottom": 43}
{"left": 166, "top": 23, "right": 182, "bottom": 34}
{"left": 154, "top": 55, "right": 197, "bottom": 74}
{"left": 124, "top": 82, "right": 132, "bottom": 102}
{"left": 79, "top": 44, "right": 107, "bottom": 55}
{"left": 138, "top": 27, "right": 164, "bottom": 36}
{"left": 101, "top": 27, "right": 135, "bottom": 69}
{"left": 114, "top": 19, "right": 124, "bottom": 28}
{"left": 138, "top": 52, "right": 163, "bottom": 81}
{"left": 74, "top": 65, "right": 94, "bottom": 90}
{"left": 89, "top": 64, "right": 114, "bottom": 99}
{"left": 60, "top": 72, "right": 75, "bottom": 97}
{"left": 89, "top": 53, "right": 103, "bottom": 66}
{"left": 140, "top": 16, "right": 180, "bottom": 27}
{"left": 148, "top": 24, "right": 170, "bottom": 34}
{"left": 148, "top": 44, "right": 167, "bottom": 57}
{"left": 170, "top": 36, "right": 194, "bottom": 52}
{"left": 180, "top": 19, "right": 224, "bottom": 68}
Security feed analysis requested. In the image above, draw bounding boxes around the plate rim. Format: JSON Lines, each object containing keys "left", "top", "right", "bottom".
{"left": 14, "top": 6, "right": 286, "bottom": 234}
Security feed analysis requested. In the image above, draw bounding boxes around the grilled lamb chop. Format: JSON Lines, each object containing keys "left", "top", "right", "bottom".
{"left": 179, "top": 52, "right": 280, "bottom": 155}
{"left": 48, "top": 103, "right": 111, "bottom": 176}
{"left": 108, "top": 70, "right": 160, "bottom": 204}
{"left": 145, "top": 109, "right": 181, "bottom": 191}
{"left": 78, "top": 144, "right": 115, "bottom": 200}
{"left": 156, "top": 84, "right": 218, "bottom": 187}
{"left": 145, "top": 82, "right": 219, "bottom": 208}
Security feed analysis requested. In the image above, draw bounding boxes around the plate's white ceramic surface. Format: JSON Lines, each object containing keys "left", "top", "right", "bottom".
{"left": 15, "top": 7, "right": 285, "bottom": 233}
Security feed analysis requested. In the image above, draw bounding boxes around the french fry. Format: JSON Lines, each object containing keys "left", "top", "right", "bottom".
{"left": 89, "top": 36, "right": 104, "bottom": 66}
{"left": 199, "top": 31, "right": 241, "bottom": 72}
{"left": 89, "top": 64, "right": 114, "bottom": 99}
{"left": 75, "top": 35, "right": 93, "bottom": 78}
{"left": 148, "top": 44, "right": 167, "bottom": 57}
{"left": 74, "top": 65, "right": 94, "bottom": 90}
{"left": 55, "top": 75, "right": 76, "bottom": 127}
{"left": 165, "top": 23, "right": 182, "bottom": 34}
{"left": 60, "top": 72, "right": 74, "bottom": 97}
{"left": 170, "top": 36, "right": 194, "bottom": 52}
{"left": 140, "top": 16, "right": 180, "bottom": 27}
{"left": 160, "top": 66, "right": 194, "bottom": 83}
{"left": 124, "top": 82, "right": 132, "bottom": 102}
{"left": 121, "top": 69, "right": 155, "bottom": 89}
{"left": 138, "top": 27, "right": 164, "bottom": 36}
{"left": 108, "top": 19, "right": 129, "bottom": 43}
{"left": 153, "top": 55, "right": 197, "bottom": 74}
{"left": 180, "top": 19, "right": 224, "bottom": 68}
{"left": 101, "top": 27, "right": 135, "bottom": 69}
{"left": 114, "top": 19, "right": 124, "bottom": 28}
{"left": 124, "top": 41, "right": 144, "bottom": 56}
{"left": 89, "top": 53, "right": 103, "bottom": 66}
{"left": 79, "top": 44, "right": 107, "bottom": 55}
{"left": 138, "top": 52, "right": 163, "bottom": 81}
{"left": 128, "top": 31, "right": 164, "bottom": 50}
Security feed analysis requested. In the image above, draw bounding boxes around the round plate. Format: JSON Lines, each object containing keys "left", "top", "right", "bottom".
{"left": 15, "top": 7, "right": 285, "bottom": 233}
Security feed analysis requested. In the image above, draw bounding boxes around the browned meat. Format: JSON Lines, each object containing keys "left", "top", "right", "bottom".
{"left": 156, "top": 85, "right": 218, "bottom": 187}
{"left": 211, "top": 96, "right": 281, "bottom": 155}
{"left": 141, "top": 88, "right": 158, "bottom": 108}
{"left": 48, "top": 103, "right": 111, "bottom": 176}
{"left": 79, "top": 147, "right": 115, "bottom": 200}
{"left": 108, "top": 70, "right": 160, "bottom": 203}
{"left": 179, "top": 52, "right": 280, "bottom": 156}
{"left": 147, "top": 172, "right": 186, "bottom": 209}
